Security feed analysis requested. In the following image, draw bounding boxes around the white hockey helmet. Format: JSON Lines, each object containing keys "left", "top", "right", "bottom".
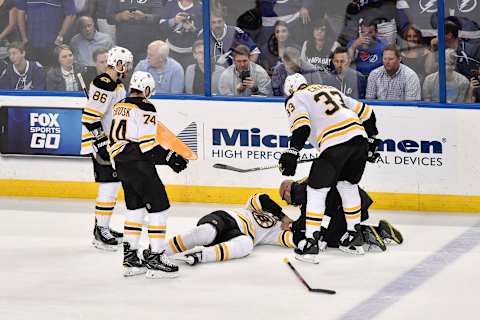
{"left": 107, "top": 46, "right": 133, "bottom": 73}
{"left": 283, "top": 73, "right": 308, "bottom": 96}
{"left": 129, "top": 71, "right": 156, "bottom": 98}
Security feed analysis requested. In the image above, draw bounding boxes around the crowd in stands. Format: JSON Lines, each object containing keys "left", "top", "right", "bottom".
{"left": 0, "top": 0, "right": 480, "bottom": 103}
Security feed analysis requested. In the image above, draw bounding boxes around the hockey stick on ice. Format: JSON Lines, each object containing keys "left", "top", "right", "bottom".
{"left": 213, "top": 158, "right": 316, "bottom": 173}
{"left": 283, "top": 258, "right": 336, "bottom": 294}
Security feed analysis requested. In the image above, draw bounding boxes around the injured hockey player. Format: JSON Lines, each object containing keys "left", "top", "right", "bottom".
{"left": 158, "top": 179, "right": 402, "bottom": 266}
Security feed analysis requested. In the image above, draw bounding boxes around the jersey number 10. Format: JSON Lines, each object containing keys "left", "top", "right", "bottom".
{"left": 110, "top": 119, "right": 127, "bottom": 142}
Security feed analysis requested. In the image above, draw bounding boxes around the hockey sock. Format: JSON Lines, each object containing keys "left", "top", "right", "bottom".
{"left": 305, "top": 186, "right": 329, "bottom": 238}
{"left": 201, "top": 235, "right": 253, "bottom": 263}
{"left": 337, "top": 181, "right": 361, "bottom": 231}
{"left": 148, "top": 209, "right": 169, "bottom": 253}
{"left": 165, "top": 224, "right": 217, "bottom": 255}
{"left": 95, "top": 182, "right": 121, "bottom": 227}
{"left": 321, "top": 215, "right": 331, "bottom": 230}
{"left": 124, "top": 208, "right": 146, "bottom": 250}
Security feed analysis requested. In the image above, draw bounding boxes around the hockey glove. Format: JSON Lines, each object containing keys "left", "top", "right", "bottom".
{"left": 279, "top": 148, "right": 299, "bottom": 176}
{"left": 367, "top": 137, "right": 380, "bottom": 163}
{"left": 166, "top": 150, "right": 188, "bottom": 173}
{"left": 93, "top": 135, "right": 110, "bottom": 163}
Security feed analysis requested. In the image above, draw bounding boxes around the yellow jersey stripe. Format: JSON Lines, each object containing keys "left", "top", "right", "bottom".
{"left": 214, "top": 245, "right": 220, "bottom": 261}
{"left": 306, "top": 211, "right": 324, "bottom": 218}
{"left": 292, "top": 112, "right": 310, "bottom": 122}
{"left": 344, "top": 204, "right": 361, "bottom": 212}
{"left": 345, "top": 213, "right": 361, "bottom": 219}
{"left": 96, "top": 201, "right": 115, "bottom": 206}
{"left": 139, "top": 134, "right": 156, "bottom": 141}
{"left": 149, "top": 234, "right": 166, "bottom": 239}
{"left": 81, "top": 142, "right": 93, "bottom": 148}
{"left": 316, "top": 117, "right": 359, "bottom": 142}
{"left": 95, "top": 211, "right": 112, "bottom": 216}
{"left": 306, "top": 220, "right": 322, "bottom": 227}
{"left": 148, "top": 225, "right": 166, "bottom": 230}
{"left": 176, "top": 235, "right": 187, "bottom": 252}
{"left": 320, "top": 124, "right": 365, "bottom": 145}
{"left": 81, "top": 115, "right": 100, "bottom": 123}
{"left": 221, "top": 243, "right": 229, "bottom": 261}
{"left": 124, "top": 230, "right": 141, "bottom": 235}
{"left": 125, "top": 220, "right": 142, "bottom": 227}
{"left": 168, "top": 239, "right": 178, "bottom": 254}
{"left": 83, "top": 107, "right": 104, "bottom": 116}
{"left": 290, "top": 119, "right": 311, "bottom": 132}
{"left": 285, "top": 231, "right": 294, "bottom": 248}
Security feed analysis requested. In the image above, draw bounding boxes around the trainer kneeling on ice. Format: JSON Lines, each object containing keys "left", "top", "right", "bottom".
{"left": 164, "top": 179, "right": 402, "bottom": 266}
{"left": 109, "top": 71, "right": 188, "bottom": 279}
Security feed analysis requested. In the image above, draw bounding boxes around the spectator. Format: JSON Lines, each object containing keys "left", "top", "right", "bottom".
{"left": 347, "top": 19, "right": 386, "bottom": 77}
{"left": 399, "top": 24, "right": 431, "bottom": 85}
{"left": 0, "top": 0, "right": 18, "bottom": 43}
{"left": 427, "top": 20, "right": 480, "bottom": 80}
{"left": 70, "top": 16, "right": 113, "bottom": 67}
{"left": 271, "top": 45, "right": 322, "bottom": 96}
{"left": 366, "top": 45, "right": 421, "bottom": 101}
{"left": 16, "top": 0, "right": 76, "bottom": 67}
{"left": 88, "top": 0, "right": 116, "bottom": 43}
{"left": 155, "top": 0, "right": 202, "bottom": 69}
{"left": 200, "top": 6, "right": 260, "bottom": 67}
{"left": 259, "top": 20, "right": 295, "bottom": 75}
{"left": 83, "top": 47, "right": 108, "bottom": 85}
{"left": 0, "top": 41, "right": 46, "bottom": 90}
{"left": 218, "top": 44, "right": 272, "bottom": 96}
{"left": 107, "top": 0, "right": 163, "bottom": 65}
{"left": 185, "top": 39, "right": 224, "bottom": 95}
{"left": 323, "top": 46, "right": 366, "bottom": 99}
{"left": 470, "top": 71, "right": 480, "bottom": 103}
{"left": 46, "top": 44, "right": 86, "bottom": 91}
{"left": 134, "top": 40, "right": 184, "bottom": 94}
{"left": 256, "top": 0, "right": 312, "bottom": 45}
{"left": 423, "top": 48, "right": 470, "bottom": 103}
{"left": 300, "top": 20, "right": 334, "bottom": 72}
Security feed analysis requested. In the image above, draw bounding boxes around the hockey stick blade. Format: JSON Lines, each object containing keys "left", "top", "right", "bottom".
{"left": 283, "top": 258, "right": 336, "bottom": 295}
{"left": 212, "top": 158, "right": 317, "bottom": 173}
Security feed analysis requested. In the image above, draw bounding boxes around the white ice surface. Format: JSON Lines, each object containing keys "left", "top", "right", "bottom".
{"left": 0, "top": 197, "right": 479, "bottom": 320}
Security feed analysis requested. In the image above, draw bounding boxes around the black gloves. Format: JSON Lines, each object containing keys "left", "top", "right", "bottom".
{"left": 279, "top": 148, "right": 299, "bottom": 176}
{"left": 93, "top": 135, "right": 110, "bottom": 162}
{"left": 166, "top": 150, "right": 188, "bottom": 173}
{"left": 367, "top": 137, "right": 380, "bottom": 163}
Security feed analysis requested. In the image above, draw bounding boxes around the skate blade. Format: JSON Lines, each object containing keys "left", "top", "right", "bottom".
{"left": 294, "top": 253, "right": 320, "bottom": 264}
{"left": 145, "top": 270, "right": 179, "bottom": 279}
{"left": 123, "top": 267, "right": 147, "bottom": 277}
{"left": 338, "top": 245, "right": 365, "bottom": 255}
{"left": 92, "top": 239, "right": 119, "bottom": 252}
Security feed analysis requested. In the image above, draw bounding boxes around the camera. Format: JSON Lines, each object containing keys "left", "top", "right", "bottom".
{"left": 239, "top": 70, "right": 250, "bottom": 82}
{"left": 128, "top": 8, "right": 136, "bottom": 13}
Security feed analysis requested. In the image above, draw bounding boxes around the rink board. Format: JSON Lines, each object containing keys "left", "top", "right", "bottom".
{"left": 0, "top": 95, "right": 479, "bottom": 212}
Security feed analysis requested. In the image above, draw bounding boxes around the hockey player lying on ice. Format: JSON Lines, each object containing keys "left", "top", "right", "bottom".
{"left": 155, "top": 179, "right": 402, "bottom": 266}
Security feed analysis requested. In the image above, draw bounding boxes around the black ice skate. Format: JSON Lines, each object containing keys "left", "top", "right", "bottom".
{"left": 377, "top": 219, "right": 403, "bottom": 244}
{"left": 109, "top": 228, "right": 124, "bottom": 243}
{"left": 92, "top": 223, "right": 120, "bottom": 251}
{"left": 294, "top": 237, "right": 321, "bottom": 264}
{"left": 339, "top": 225, "right": 365, "bottom": 255}
{"left": 144, "top": 249, "right": 179, "bottom": 279}
{"left": 362, "top": 225, "right": 386, "bottom": 251}
{"left": 123, "top": 243, "right": 146, "bottom": 277}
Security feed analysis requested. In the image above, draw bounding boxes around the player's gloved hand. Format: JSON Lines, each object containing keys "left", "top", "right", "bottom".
{"left": 93, "top": 135, "right": 110, "bottom": 162}
{"left": 279, "top": 148, "right": 299, "bottom": 176}
{"left": 166, "top": 150, "right": 188, "bottom": 173}
{"left": 367, "top": 137, "right": 380, "bottom": 163}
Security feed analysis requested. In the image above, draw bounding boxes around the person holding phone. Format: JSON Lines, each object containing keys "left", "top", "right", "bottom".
{"left": 218, "top": 44, "right": 272, "bottom": 96}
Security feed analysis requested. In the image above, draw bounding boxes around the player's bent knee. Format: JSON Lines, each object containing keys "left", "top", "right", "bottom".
{"left": 336, "top": 180, "right": 357, "bottom": 192}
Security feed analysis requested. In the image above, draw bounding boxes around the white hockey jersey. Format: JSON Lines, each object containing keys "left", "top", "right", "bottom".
{"left": 225, "top": 193, "right": 295, "bottom": 248}
{"left": 108, "top": 96, "right": 159, "bottom": 161}
{"left": 80, "top": 73, "right": 126, "bottom": 155}
{"left": 286, "top": 84, "right": 370, "bottom": 155}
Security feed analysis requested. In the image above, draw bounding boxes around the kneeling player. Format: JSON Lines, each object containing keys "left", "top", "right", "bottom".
{"left": 280, "top": 179, "right": 403, "bottom": 256}
{"left": 109, "top": 71, "right": 188, "bottom": 278}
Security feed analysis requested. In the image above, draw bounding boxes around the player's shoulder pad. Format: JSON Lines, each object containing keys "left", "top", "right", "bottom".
{"left": 92, "top": 73, "right": 116, "bottom": 91}
{"left": 245, "top": 193, "right": 267, "bottom": 213}
{"left": 124, "top": 97, "right": 156, "bottom": 112}
{"left": 284, "top": 94, "right": 294, "bottom": 107}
